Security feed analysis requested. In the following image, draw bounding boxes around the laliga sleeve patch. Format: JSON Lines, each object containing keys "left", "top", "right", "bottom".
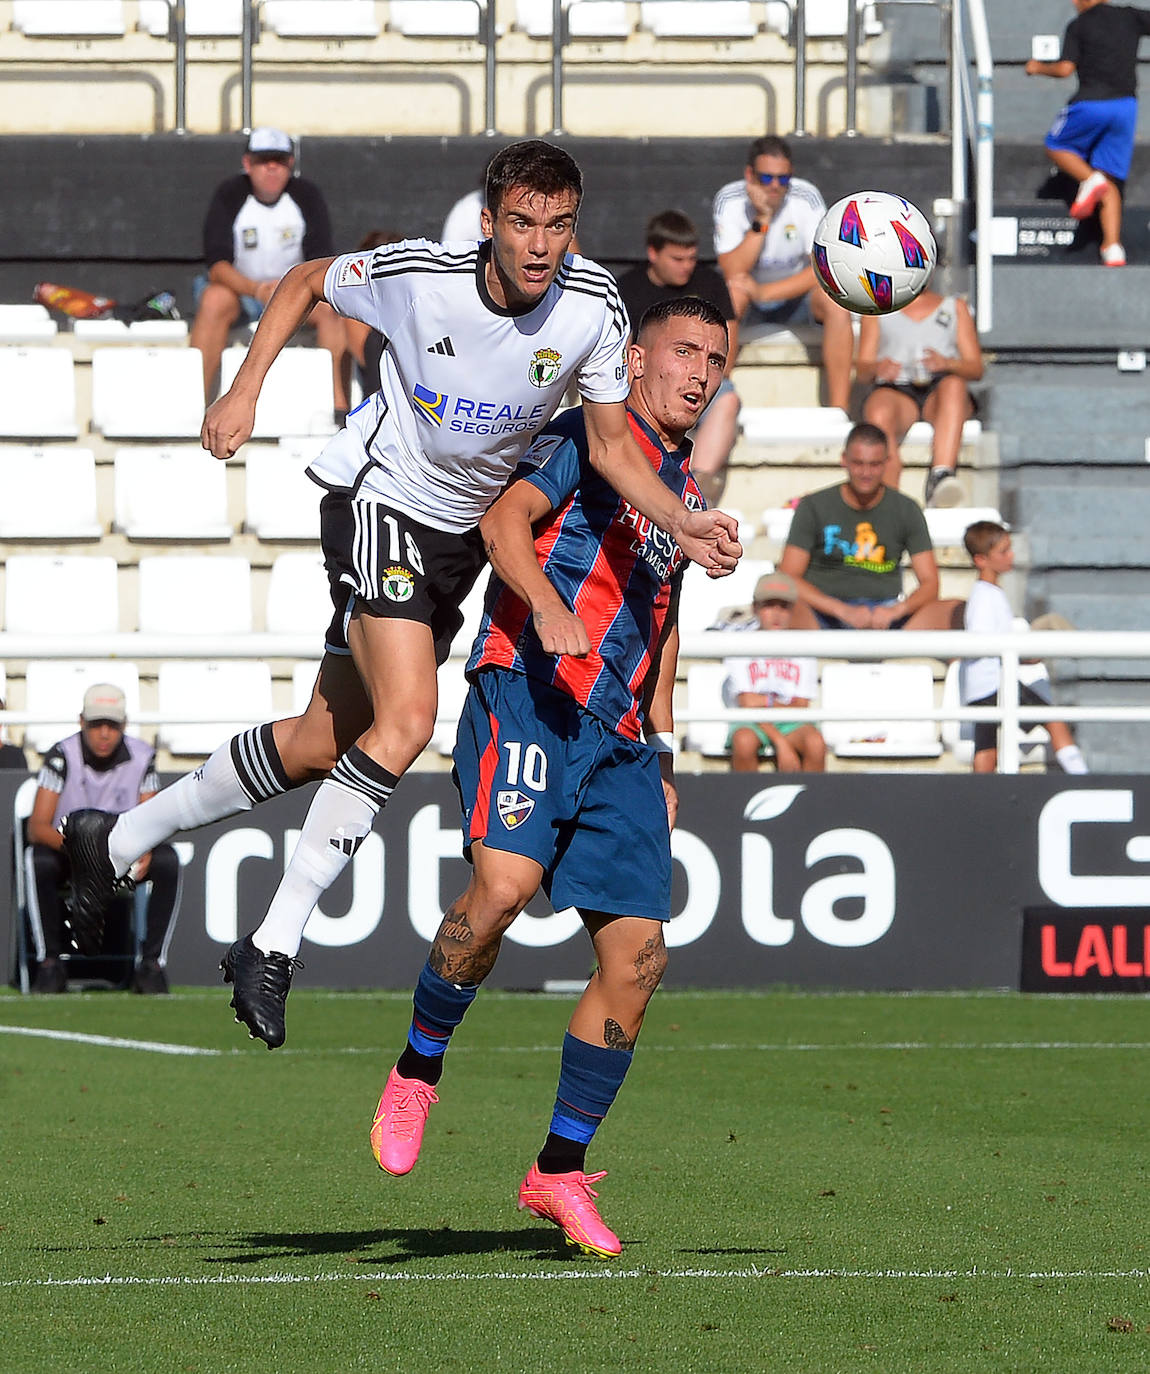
{"left": 335, "top": 255, "right": 370, "bottom": 288}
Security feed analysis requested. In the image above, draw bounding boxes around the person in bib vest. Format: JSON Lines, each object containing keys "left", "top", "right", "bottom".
{"left": 26, "top": 684, "right": 179, "bottom": 995}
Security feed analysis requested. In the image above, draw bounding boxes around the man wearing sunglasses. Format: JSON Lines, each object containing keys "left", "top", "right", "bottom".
{"left": 712, "top": 134, "right": 853, "bottom": 410}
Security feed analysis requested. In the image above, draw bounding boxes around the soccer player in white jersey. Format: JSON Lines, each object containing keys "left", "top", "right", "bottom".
{"left": 63, "top": 140, "right": 740, "bottom": 1048}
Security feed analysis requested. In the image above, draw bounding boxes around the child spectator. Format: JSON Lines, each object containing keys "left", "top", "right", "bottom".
{"left": 960, "top": 522, "right": 1088, "bottom": 774}
{"left": 1026, "top": 0, "right": 1150, "bottom": 267}
{"left": 722, "top": 572, "right": 826, "bottom": 773}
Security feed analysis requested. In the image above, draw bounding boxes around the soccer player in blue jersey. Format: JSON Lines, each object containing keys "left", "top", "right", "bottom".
{"left": 369, "top": 296, "right": 729, "bottom": 1258}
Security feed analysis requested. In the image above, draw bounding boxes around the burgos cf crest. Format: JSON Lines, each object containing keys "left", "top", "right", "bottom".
{"left": 528, "top": 348, "right": 562, "bottom": 388}
{"left": 381, "top": 566, "right": 415, "bottom": 603}
{"left": 497, "top": 789, "right": 535, "bottom": 829}
{"left": 412, "top": 383, "right": 448, "bottom": 425}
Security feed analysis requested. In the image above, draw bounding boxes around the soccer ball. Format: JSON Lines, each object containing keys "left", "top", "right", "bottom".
{"left": 810, "top": 191, "right": 937, "bottom": 315}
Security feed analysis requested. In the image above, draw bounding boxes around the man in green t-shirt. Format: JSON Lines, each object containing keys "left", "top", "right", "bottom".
{"left": 779, "top": 422, "right": 961, "bottom": 629}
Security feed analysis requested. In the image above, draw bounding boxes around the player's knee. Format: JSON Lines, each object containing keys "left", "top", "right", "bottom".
{"left": 468, "top": 869, "right": 535, "bottom": 932}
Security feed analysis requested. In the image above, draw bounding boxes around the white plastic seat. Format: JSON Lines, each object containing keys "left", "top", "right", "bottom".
{"left": 0, "top": 347, "right": 77, "bottom": 438}
{"left": 820, "top": 662, "right": 942, "bottom": 758}
{"left": 23, "top": 661, "right": 141, "bottom": 755}
{"left": 516, "top": 0, "right": 630, "bottom": 37}
{"left": 448, "top": 575, "right": 492, "bottom": 659}
{"left": 941, "top": 658, "right": 1051, "bottom": 766}
{"left": 266, "top": 552, "right": 331, "bottom": 637}
{"left": 682, "top": 661, "right": 731, "bottom": 757}
{"left": 244, "top": 439, "right": 323, "bottom": 540}
{"left": 0, "top": 447, "right": 101, "bottom": 539}
{"left": 137, "top": 555, "right": 252, "bottom": 635}
{"left": 430, "top": 660, "right": 470, "bottom": 755}
{"left": 72, "top": 318, "right": 187, "bottom": 343}
{"left": 740, "top": 406, "right": 851, "bottom": 445}
{"left": 0, "top": 305, "right": 57, "bottom": 342}
{"left": 388, "top": 1, "right": 481, "bottom": 36}
{"left": 799, "top": 0, "right": 882, "bottom": 38}
{"left": 676, "top": 558, "right": 774, "bottom": 638}
{"left": 157, "top": 661, "right": 273, "bottom": 756}
{"left": 138, "top": 0, "right": 244, "bottom": 35}
{"left": 114, "top": 446, "right": 233, "bottom": 540}
{"left": 760, "top": 507, "right": 796, "bottom": 544}
{"left": 4, "top": 555, "right": 119, "bottom": 636}
{"left": 265, "top": 0, "right": 380, "bottom": 35}
{"left": 906, "top": 418, "right": 982, "bottom": 447}
{"left": 640, "top": 2, "right": 756, "bottom": 37}
{"left": 291, "top": 660, "right": 318, "bottom": 715}
{"left": 923, "top": 506, "right": 1003, "bottom": 549}
{"left": 14, "top": 1, "right": 125, "bottom": 35}
{"left": 90, "top": 347, "right": 204, "bottom": 439}
{"left": 219, "top": 346, "right": 335, "bottom": 438}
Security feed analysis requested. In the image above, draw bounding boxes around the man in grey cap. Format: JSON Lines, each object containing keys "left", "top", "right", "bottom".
{"left": 25, "top": 684, "right": 180, "bottom": 994}
{"left": 189, "top": 126, "right": 348, "bottom": 409}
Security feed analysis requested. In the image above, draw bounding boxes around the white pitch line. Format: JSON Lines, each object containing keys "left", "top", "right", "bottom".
{"left": 0, "top": 1025, "right": 223, "bottom": 1056}
{"left": 3, "top": 1266, "right": 1148, "bottom": 1290}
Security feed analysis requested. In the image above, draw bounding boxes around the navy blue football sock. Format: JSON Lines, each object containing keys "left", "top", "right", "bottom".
{"left": 547, "top": 1031, "right": 633, "bottom": 1146}
{"left": 396, "top": 960, "right": 478, "bottom": 1085}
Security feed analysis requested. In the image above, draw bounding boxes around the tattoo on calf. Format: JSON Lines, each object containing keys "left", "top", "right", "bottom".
{"left": 603, "top": 1018, "right": 637, "bottom": 1052}
{"left": 429, "top": 901, "right": 498, "bottom": 984}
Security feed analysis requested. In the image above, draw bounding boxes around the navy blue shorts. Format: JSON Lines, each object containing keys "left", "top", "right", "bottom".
{"left": 1045, "top": 97, "right": 1137, "bottom": 181}
{"left": 453, "top": 667, "right": 672, "bottom": 920}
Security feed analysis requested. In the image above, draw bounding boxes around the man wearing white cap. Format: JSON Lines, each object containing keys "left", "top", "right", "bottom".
{"left": 189, "top": 127, "right": 348, "bottom": 410}
{"left": 26, "top": 685, "right": 180, "bottom": 995}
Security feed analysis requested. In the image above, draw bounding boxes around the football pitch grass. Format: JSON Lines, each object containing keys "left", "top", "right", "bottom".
{"left": 2, "top": 988, "right": 1148, "bottom": 1372}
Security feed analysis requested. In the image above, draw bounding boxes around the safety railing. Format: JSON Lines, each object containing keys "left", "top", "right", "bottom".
{"left": 0, "top": 630, "right": 1145, "bottom": 774}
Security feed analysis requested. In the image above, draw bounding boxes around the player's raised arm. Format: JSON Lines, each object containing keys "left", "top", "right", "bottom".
{"left": 479, "top": 478, "right": 591, "bottom": 658}
{"left": 581, "top": 397, "right": 741, "bottom": 576}
{"left": 201, "top": 255, "right": 335, "bottom": 459}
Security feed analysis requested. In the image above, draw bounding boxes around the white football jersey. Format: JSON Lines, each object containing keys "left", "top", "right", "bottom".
{"left": 314, "top": 239, "right": 630, "bottom": 532}
{"left": 712, "top": 177, "right": 826, "bottom": 285}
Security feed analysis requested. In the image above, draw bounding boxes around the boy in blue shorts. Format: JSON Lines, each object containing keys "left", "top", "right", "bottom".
{"left": 1027, "top": 0, "right": 1150, "bottom": 266}
{"left": 368, "top": 296, "right": 730, "bottom": 1258}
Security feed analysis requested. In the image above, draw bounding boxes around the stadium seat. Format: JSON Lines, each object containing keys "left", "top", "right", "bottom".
{"left": 0, "top": 305, "right": 57, "bottom": 342}
{"left": 940, "top": 658, "right": 1051, "bottom": 767}
{"left": 113, "top": 446, "right": 233, "bottom": 540}
{"left": 819, "top": 662, "right": 942, "bottom": 758}
{"left": 797, "top": 0, "right": 882, "bottom": 38}
{"left": 4, "top": 555, "right": 119, "bottom": 636}
{"left": 387, "top": 1, "right": 482, "bottom": 36}
{"left": 677, "top": 557, "right": 774, "bottom": 638}
{"left": 447, "top": 575, "right": 491, "bottom": 659}
{"left": 243, "top": 438, "right": 324, "bottom": 540}
{"left": 0, "top": 447, "right": 101, "bottom": 539}
{"left": 906, "top": 418, "right": 982, "bottom": 447}
{"left": 516, "top": 0, "right": 630, "bottom": 38}
{"left": 219, "top": 346, "right": 336, "bottom": 438}
{"left": 265, "top": 552, "right": 332, "bottom": 637}
{"left": 72, "top": 318, "right": 188, "bottom": 343}
{"left": 291, "top": 660, "right": 318, "bottom": 715}
{"left": 923, "top": 506, "right": 1003, "bottom": 549}
{"left": 430, "top": 660, "right": 470, "bottom": 755}
{"left": 13, "top": 1, "right": 125, "bottom": 35}
{"left": 639, "top": 3, "right": 757, "bottom": 38}
{"left": 138, "top": 0, "right": 244, "bottom": 35}
{"left": 137, "top": 555, "right": 252, "bottom": 635}
{"left": 739, "top": 406, "right": 851, "bottom": 445}
{"left": 682, "top": 661, "right": 734, "bottom": 757}
{"left": 22, "top": 660, "right": 142, "bottom": 755}
{"left": 156, "top": 660, "right": 274, "bottom": 756}
{"left": 264, "top": 0, "right": 380, "bottom": 35}
{"left": 90, "top": 347, "right": 204, "bottom": 439}
{"left": 0, "top": 347, "right": 77, "bottom": 438}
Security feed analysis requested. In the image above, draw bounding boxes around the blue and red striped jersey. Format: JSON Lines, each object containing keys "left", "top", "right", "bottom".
{"left": 466, "top": 406, "right": 703, "bottom": 740}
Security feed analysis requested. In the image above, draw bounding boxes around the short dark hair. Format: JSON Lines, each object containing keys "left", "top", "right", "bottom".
{"left": 746, "top": 134, "right": 793, "bottom": 167}
{"left": 964, "top": 520, "right": 1009, "bottom": 560}
{"left": 844, "top": 421, "right": 888, "bottom": 453}
{"left": 635, "top": 295, "right": 728, "bottom": 341}
{"left": 645, "top": 209, "right": 699, "bottom": 251}
{"left": 484, "top": 140, "right": 583, "bottom": 217}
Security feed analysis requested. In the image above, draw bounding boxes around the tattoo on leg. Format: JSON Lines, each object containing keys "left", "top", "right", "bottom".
{"left": 603, "top": 1018, "right": 637, "bottom": 1052}
{"left": 428, "top": 900, "right": 499, "bottom": 984}
{"left": 633, "top": 933, "right": 667, "bottom": 993}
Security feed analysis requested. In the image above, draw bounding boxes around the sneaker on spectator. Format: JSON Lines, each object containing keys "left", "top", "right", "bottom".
{"left": 1070, "top": 171, "right": 1108, "bottom": 221}
{"left": 924, "top": 466, "right": 964, "bottom": 508}
{"left": 1101, "top": 243, "right": 1127, "bottom": 267}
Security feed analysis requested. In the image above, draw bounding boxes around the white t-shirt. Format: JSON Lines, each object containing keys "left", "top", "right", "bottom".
{"left": 442, "top": 188, "right": 485, "bottom": 242}
{"left": 315, "top": 238, "right": 630, "bottom": 533}
{"left": 959, "top": 579, "right": 1013, "bottom": 702}
{"left": 231, "top": 193, "right": 307, "bottom": 282}
{"left": 723, "top": 653, "right": 819, "bottom": 706}
{"left": 712, "top": 176, "right": 826, "bottom": 285}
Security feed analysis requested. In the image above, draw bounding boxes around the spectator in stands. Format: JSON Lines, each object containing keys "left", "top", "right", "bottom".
{"left": 26, "top": 684, "right": 179, "bottom": 995}
{"left": 712, "top": 134, "right": 853, "bottom": 410}
{"left": 857, "top": 288, "right": 983, "bottom": 507}
{"left": 1026, "top": 0, "right": 1150, "bottom": 267}
{"left": 0, "top": 696, "right": 28, "bottom": 769}
{"left": 190, "top": 127, "right": 349, "bottom": 411}
{"left": 960, "top": 521, "right": 1089, "bottom": 774}
{"left": 722, "top": 571, "right": 825, "bottom": 772}
{"left": 778, "top": 421, "right": 962, "bottom": 630}
{"left": 618, "top": 210, "right": 740, "bottom": 505}
{"left": 345, "top": 229, "right": 402, "bottom": 398}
